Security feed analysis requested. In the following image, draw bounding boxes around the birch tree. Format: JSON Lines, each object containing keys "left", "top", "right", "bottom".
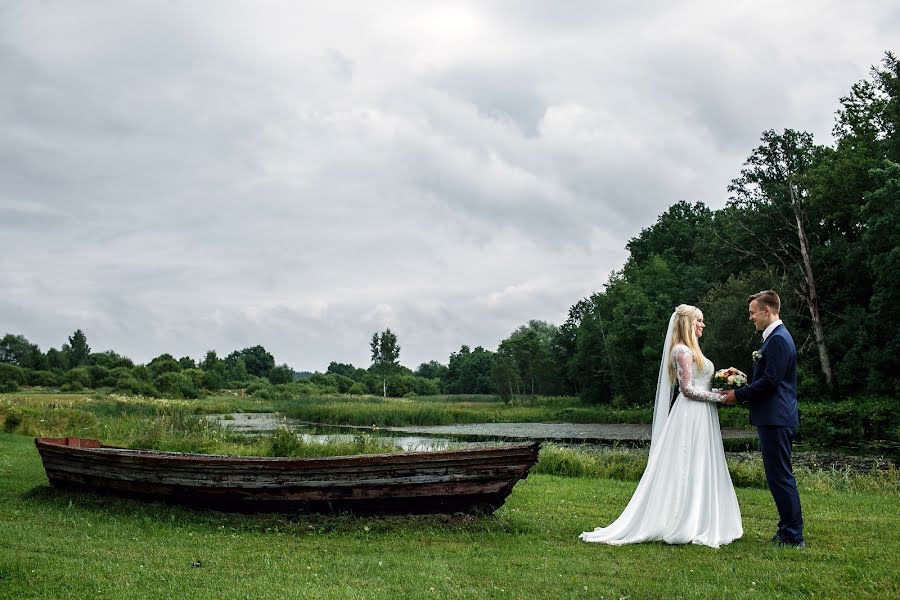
{"left": 722, "top": 129, "right": 834, "bottom": 390}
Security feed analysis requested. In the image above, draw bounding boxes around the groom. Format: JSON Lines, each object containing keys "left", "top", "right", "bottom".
{"left": 723, "top": 290, "right": 805, "bottom": 548}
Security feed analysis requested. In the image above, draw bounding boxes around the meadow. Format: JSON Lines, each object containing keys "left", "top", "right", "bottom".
{"left": 0, "top": 391, "right": 898, "bottom": 598}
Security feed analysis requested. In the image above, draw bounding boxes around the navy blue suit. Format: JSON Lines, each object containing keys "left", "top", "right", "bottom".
{"left": 734, "top": 323, "right": 804, "bottom": 543}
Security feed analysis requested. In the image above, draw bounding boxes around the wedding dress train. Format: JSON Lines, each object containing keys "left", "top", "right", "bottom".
{"left": 579, "top": 344, "right": 743, "bottom": 548}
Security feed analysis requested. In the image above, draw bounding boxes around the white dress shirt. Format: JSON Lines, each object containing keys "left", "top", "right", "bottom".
{"left": 762, "top": 319, "right": 783, "bottom": 341}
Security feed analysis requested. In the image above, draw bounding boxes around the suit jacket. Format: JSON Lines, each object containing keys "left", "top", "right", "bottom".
{"left": 734, "top": 323, "right": 799, "bottom": 428}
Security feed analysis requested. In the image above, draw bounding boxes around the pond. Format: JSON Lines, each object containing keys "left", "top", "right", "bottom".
{"left": 207, "top": 413, "right": 490, "bottom": 452}
{"left": 208, "top": 413, "right": 892, "bottom": 471}
{"left": 208, "top": 413, "right": 755, "bottom": 446}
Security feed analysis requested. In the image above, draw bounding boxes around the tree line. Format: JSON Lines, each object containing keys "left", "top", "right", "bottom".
{"left": 1, "top": 53, "right": 897, "bottom": 405}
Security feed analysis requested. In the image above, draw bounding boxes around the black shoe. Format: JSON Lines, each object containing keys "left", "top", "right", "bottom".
{"left": 778, "top": 539, "right": 807, "bottom": 549}
{"left": 767, "top": 534, "right": 781, "bottom": 544}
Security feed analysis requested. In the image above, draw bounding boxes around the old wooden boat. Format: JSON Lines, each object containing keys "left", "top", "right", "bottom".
{"left": 34, "top": 437, "right": 540, "bottom": 515}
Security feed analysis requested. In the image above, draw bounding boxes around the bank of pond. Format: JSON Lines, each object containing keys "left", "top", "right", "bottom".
{"left": 2, "top": 391, "right": 897, "bottom": 468}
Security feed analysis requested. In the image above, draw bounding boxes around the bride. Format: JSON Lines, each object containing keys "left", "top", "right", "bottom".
{"left": 580, "top": 304, "right": 743, "bottom": 548}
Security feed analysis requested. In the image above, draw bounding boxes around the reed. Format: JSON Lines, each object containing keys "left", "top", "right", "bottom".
{"left": 534, "top": 444, "right": 899, "bottom": 495}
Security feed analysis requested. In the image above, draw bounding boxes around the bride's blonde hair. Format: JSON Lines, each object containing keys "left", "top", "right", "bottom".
{"left": 668, "top": 304, "right": 707, "bottom": 379}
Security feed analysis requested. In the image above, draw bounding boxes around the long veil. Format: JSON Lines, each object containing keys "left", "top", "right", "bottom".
{"left": 649, "top": 311, "right": 677, "bottom": 455}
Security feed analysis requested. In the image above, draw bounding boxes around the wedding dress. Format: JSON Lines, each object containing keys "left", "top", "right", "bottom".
{"left": 580, "top": 329, "right": 743, "bottom": 548}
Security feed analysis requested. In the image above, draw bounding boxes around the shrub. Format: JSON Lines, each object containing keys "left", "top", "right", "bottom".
{"left": 245, "top": 381, "right": 271, "bottom": 396}
{"left": 0, "top": 364, "right": 25, "bottom": 391}
{"left": 799, "top": 397, "right": 899, "bottom": 456}
{"left": 114, "top": 374, "right": 158, "bottom": 397}
{"left": 182, "top": 368, "right": 206, "bottom": 390}
{"left": 62, "top": 367, "right": 91, "bottom": 391}
{"left": 3, "top": 411, "right": 22, "bottom": 433}
{"left": 268, "top": 365, "right": 294, "bottom": 385}
{"left": 348, "top": 382, "right": 367, "bottom": 395}
{"left": 88, "top": 365, "right": 114, "bottom": 388}
{"left": 153, "top": 372, "right": 199, "bottom": 399}
{"left": 26, "top": 370, "right": 59, "bottom": 387}
{"left": 201, "top": 370, "right": 224, "bottom": 391}
{"left": 269, "top": 426, "right": 304, "bottom": 457}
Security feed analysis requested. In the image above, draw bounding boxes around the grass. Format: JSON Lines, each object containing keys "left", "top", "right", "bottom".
{"left": 1, "top": 432, "right": 898, "bottom": 599}
{"left": 279, "top": 394, "right": 753, "bottom": 428}
{"left": 1, "top": 392, "right": 897, "bottom": 597}
{"left": 3, "top": 392, "right": 893, "bottom": 484}
{"left": 282, "top": 394, "right": 642, "bottom": 426}
{"left": 0, "top": 393, "right": 402, "bottom": 459}
{"left": 3, "top": 389, "right": 755, "bottom": 429}
{"left": 535, "top": 444, "right": 899, "bottom": 495}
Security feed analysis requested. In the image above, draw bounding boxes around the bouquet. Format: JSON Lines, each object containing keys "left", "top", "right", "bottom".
{"left": 712, "top": 367, "right": 747, "bottom": 390}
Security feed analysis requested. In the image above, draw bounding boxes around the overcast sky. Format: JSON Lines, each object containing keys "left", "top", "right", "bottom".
{"left": 1, "top": 2, "right": 896, "bottom": 371}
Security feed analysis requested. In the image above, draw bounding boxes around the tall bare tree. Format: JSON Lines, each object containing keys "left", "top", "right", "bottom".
{"left": 722, "top": 129, "right": 834, "bottom": 391}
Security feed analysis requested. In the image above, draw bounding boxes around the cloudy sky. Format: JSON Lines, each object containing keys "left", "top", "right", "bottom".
{"left": 1, "top": 2, "right": 896, "bottom": 371}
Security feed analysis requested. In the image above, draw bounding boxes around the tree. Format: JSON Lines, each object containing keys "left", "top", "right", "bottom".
{"left": 498, "top": 320, "right": 559, "bottom": 395}
{"left": 200, "top": 350, "right": 222, "bottom": 371}
{"left": 198, "top": 350, "right": 227, "bottom": 390}
{"left": 88, "top": 351, "right": 133, "bottom": 369}
{"left": 553, "top": 297, "right": 595, "bottom": 396}
{"left": 0, "top": 364, "right": 25, "bottom": 392}
{"left": 570, "top": 295, "right": 616, "bottom": 404}
{"left": 724, "top": 129, "right": 835, "bottom": 391}
{"left": 415, "top": 360, "right": 448, "bottom": 383}
{"left": 66, "top": 329, "right": 91, "bottom": 368}
{"left": 326, "top": 362, "right": 357, "bottom": 378}
{"left": 235, "top": 345, "right": 276, "bottom": 379}
{"left": 370, "top": 329, "right": 401, "bottom": 397}
{"left": 445, "top": 345, "right": 495, "bottom": 394}
{"left": 490, "top": 350, "right": 520, "bottom": 403}
{"left": 0, "top": 334, "right": 45, "bottom": 369}
{"left": 269, "top": 364, "right": 295, "bottom": 385}
{"left": 45, "top": 347, "right": 68, "bottom": 371}
{"left": 223, "top": 355, "right": 249, "bottom": 385}
{"left": 148, "top": 353, "right": 181, "bottom": 378}
{"left": 854, "top": 162, "right": 900, "bottom": 394}
{"left": 834, "top": 52, "right": 900, "bottom": 164}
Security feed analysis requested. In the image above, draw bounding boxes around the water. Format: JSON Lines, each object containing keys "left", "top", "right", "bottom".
{"left": 207, "top": 413, "right": 489, "bottom": 452}
{"left": 209, "top": 413, "right": 756, "bottom": 445}
{"left": 207, "top": 413, "right": 892, "bottom": 469}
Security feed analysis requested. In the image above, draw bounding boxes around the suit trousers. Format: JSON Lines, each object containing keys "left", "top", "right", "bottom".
{"left": 757, "top": 426, "right": 804, "bottom": 543}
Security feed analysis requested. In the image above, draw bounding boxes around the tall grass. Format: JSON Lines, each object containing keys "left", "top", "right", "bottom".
{"left": 534, "top": 444, "right": 900, "bottom": 495}
{"left": 5, "top": 392, "right": 893, "bottom": 494}
{"left": 0, "top": 393, "right": 405, "bottom": 459}
{"left": 282, "top": 396, "right": 671, "bottom": 426}
{"left": 268, "top": 425, "right": 399, "bottom": 457}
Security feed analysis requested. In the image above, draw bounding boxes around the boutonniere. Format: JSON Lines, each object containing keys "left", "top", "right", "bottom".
{"left": 752, "top": 350, "right": 763, "bottom": 362}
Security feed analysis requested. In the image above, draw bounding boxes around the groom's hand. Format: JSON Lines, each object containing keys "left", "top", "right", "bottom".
{"left": 722, "top": 390, "right": 737, "bottom": 405}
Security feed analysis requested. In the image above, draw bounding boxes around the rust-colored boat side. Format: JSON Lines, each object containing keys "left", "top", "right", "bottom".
{"left": 34, "top": 437, "right": 540, "bottom": 515}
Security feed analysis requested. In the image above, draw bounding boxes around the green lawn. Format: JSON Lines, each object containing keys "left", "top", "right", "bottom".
{"left": 1, "top": 433, "right": 897, "bottom": 599}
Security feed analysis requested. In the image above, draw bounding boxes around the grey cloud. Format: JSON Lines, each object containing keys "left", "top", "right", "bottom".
{"left": 427, "top": 64, "right": 547, "bottom": 136}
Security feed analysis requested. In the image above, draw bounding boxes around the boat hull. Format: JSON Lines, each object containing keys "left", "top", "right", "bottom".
{"left": 35, "top": 437, "right": 540, "bottom": 514}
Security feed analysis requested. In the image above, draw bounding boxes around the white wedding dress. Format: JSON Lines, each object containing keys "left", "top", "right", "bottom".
{"left": 580, "top": 343, "right": 743, "bottom": 548}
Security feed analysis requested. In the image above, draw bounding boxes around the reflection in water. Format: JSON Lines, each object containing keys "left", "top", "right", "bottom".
{"left": 208, "top": 413, "right": 488, "bottom": 452}
{"left": 292, "top": 434, "right": 470, "bottom": 453}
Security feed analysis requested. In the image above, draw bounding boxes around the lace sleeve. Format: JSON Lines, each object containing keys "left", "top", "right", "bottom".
{"left": 673, "top": 346, "right": 723, "bottom": 403}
